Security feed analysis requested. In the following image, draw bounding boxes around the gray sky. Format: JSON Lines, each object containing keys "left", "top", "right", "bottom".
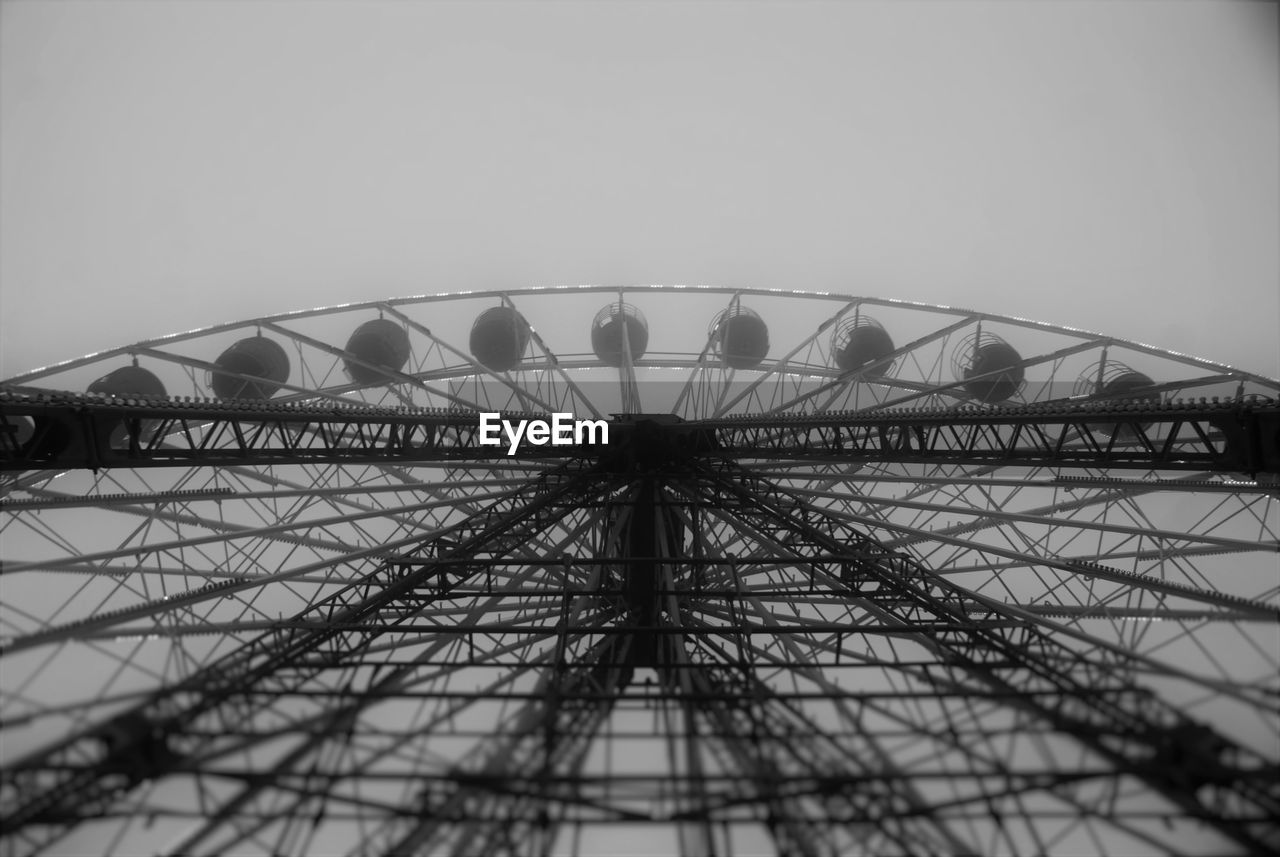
{"left": 2, "top": 0, "right": 1277, "bottom": 380}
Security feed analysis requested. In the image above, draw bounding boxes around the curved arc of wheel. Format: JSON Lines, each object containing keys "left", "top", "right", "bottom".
{"left": 7, "top": 285, "right": 1276, "bottom": 392}
{"left": 2, "top": 286, "right": 1279, "bottom": 857}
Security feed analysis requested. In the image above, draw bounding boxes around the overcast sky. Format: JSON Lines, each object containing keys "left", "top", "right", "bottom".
{"left": 2, "top": 0, "right": 1277, "bottom": 380}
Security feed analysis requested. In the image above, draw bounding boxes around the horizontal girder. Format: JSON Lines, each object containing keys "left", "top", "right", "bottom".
{"left": 3, "top": 389, "right": 1278, "bottom": 474}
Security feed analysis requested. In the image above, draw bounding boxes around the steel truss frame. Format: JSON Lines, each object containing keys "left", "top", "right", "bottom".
{"left": 679, "top": 463, "right": 1280, "bottom": 854}
{"left": 2, "top": 463, "right": 617, "bottom": 855}
{"left": 3, "top": 391, "right": 1278, "bottom": 475}
{"left": 2, "top": 287, "right": 1278, "bottom": 857}
{"left": 3, "top": 423, "right": 1278, "bottom": 855}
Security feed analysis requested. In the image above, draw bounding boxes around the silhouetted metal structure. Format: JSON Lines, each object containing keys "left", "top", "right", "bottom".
{"left": 1, "top": 286, "right": 1277, "bottom": 857}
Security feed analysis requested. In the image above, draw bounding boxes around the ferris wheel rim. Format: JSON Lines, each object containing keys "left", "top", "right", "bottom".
{"left": 5, "top": 284, "right": 1277, "bottom": 390}
{"left": 1, "top": 286, "right": 1277, "bottom": 856}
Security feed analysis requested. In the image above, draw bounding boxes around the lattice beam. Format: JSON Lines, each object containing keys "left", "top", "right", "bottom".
{"left": 0, "top": 464, "right": 613, "bottom": 857}
{"left": 3, "top": 389, "right": 1278, "bottom": 474}
{"left": 680, "top": 462, "right": 1280, "bottom": 856}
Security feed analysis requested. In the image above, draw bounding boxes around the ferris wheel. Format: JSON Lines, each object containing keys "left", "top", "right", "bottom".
{"left": 1, "top": 285, "right": 1277, "bottom": 857}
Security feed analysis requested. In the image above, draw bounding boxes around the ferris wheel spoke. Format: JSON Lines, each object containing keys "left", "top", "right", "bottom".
{"left": 675, "top": 667, "right": 936, "bottom": 852}
{"left": 167, "top": 618, "right": 576, "bottom": 856}
{"left": 128, "top": 345, "right": 374, "bottom": 407}
{"left": 363, "top": 635, "right": 630, "bottom": 857}
{"left": 4, "top": 286, "right": 1278, "bottom": 855}
{"left": 392, "top": 300, "right": 552, "bottom": 413}
{"left": 687, "top": 619, "right": 1187, "bottom": 854}
{"left": 1, "top": 503, "right": 588, "bottom": 731}
{"left": 685, "top": 464, "right": 1279, "bottom": 845}
{"left": 0, "top": 463, "right": 525, "bottom": 519}
{"left": 255, "top": 320, "right": 481, "bottom": 411}
{"left": 745, "top": 461, "right": 1279, "bottom": 496}
{"left": 2, "top": 488, "right": 508, "bottom": 577}
{"left": 675, "top": 481, "right": 1274, "bottom": 744}
{"left": 0, "top": 464, "right": 612, "bottom": 849}
{"left": 487, "top": 293, "right": 605, "bottom": 420}
{"left": 875, "top": 337, "right": 1104, "bottom": 413}
{"left": 669, "top": 293, "right": 743, "bottom": 419}
{"left": 705, "top": 299, "right": 860, "bottom": 418}
{"left": 780, "top": 493, "right": 1278, "bottom": 615}
{"left": 747, "top": 462, "right": 1276, "bottom": 607}
{"left": 793, "top": 501, "right": 1280, "bottom": 684}
{"left": 0, "top": 477, "right": 587, "bottom": 668}
{"left": 780, "top": 483, "right": 1273, "bottom": 557}
{"left": 673, "top": 603, "right": 1158, "bottom": 854}
{"left": 2, "top": 460, "right": 476, "bottom": 585}
{"left": 807, "top": 315, "right": 997, "bottom": 416}
{"left": 131, "top": 332, "right": 556, "bottom": 415}
{"left": 675, "top": 630, "right": 983, "bottom": 852}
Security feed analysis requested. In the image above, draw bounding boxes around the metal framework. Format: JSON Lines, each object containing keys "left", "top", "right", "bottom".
{"left": 1, "top": 286, "right": 1277, "bottom": 856}
{"left": 5, "top": 391, "right": 1277, "bottom": 475}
